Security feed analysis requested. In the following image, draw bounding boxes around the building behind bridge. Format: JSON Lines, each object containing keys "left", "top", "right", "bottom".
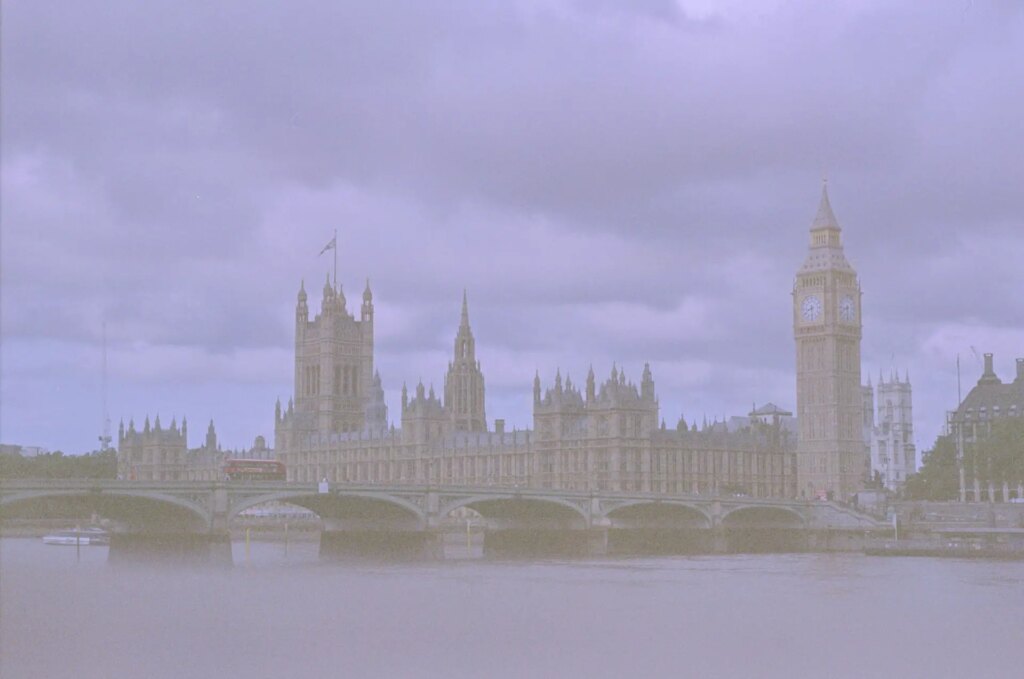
{"left": 117, "top": 417, "right": 272, "bottom": 481}
{"left": 946, "top": 353, "right": 1024, "bottom": 502}
{"left": 271, "top": 279, "right": 797, "bottom": 497}
{"left": 862, "top": 371, "right": 917, "bottom": 491}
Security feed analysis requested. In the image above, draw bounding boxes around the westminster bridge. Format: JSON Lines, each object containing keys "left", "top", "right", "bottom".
{"left": 0, "top": 480, "right": 883, "bottom": 562}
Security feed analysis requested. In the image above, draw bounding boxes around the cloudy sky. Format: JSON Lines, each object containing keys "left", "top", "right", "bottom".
{"left": 2, "top": 0, "right": 1022, "bottom": 455}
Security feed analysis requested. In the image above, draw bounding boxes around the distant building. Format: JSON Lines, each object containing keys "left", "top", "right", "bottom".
{"left": 863, "top": 371, "right": 916, "bottom": 491}
{"left": 116, "top": 415, "right": 189, "bottom": 481}
{"left": 729, "top": 403, "right": 798, "bottom": 438}
{"left": 947, "top": 353, "right": 1024, "bottom": 502}
{"left": 117, "top": 417, "right": 272, "bottom": 481}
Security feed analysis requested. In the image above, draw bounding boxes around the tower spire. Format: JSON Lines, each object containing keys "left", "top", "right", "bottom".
{"left": 445, "top": 289, "right": 486, "bottom": 432}
{"left": 812, "top": 180, "right": 840, "bottom": 231}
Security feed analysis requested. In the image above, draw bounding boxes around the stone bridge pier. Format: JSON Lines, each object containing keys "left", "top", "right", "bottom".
{"left": 602, "top": 500, "right": 714, "bottom": 555}
{"left": 108, "top": 484, "right": 234, "bottom": 566}
{"left": 291, "top": 492, "right": 440, "bottom": 560}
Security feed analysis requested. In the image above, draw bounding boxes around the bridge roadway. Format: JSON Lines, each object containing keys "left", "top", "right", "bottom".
{"left": 0, "top": 480, "right": 884, "bottom": 563}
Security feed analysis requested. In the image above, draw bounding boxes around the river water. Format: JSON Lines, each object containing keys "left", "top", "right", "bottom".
{"left": 2, "top": 537, "right": 1022, "bottom": 678}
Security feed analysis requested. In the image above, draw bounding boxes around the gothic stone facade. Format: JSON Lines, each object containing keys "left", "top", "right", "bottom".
{"left": 794, "top": 184, "right": 866, "bottom": 501}
{"left": 118, "top": 417, "right": 221, "bottom": 481}
{"left": 863, "top": 371, "right": 917, "bottom": 490}
{"left": 277, "top": 284, "right": 796, "bottom": 498}
{"left": 117, "top": 417, "right": 268, "bottom": 482}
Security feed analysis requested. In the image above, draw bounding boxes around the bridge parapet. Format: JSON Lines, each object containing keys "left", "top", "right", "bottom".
{"left": 1, "top": 480, "right": 884, "bottom": 537}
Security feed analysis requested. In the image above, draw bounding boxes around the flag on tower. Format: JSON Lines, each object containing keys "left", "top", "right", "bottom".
{"left": 319, "top": 236, "right": 336, "bottom": 255}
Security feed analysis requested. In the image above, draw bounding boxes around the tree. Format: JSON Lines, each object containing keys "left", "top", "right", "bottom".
{"left": 904, "top": 435, "right": 959, "bottom": 501}
{"left": 0, "top": 449, "right": 117, "bottom": 479}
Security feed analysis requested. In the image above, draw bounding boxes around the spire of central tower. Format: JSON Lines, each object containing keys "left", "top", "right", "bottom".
{"left": 812, "top": 181, "right": 840, "bottom": 232}
{"left": 445, "top": 289, "right": 486, "bottom": 432}
{"left": 800, "top": 181, "right": 852, "bottom": 273}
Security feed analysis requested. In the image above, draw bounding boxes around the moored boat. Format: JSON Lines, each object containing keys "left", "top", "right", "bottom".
{"left": 42, "top": 528, "right": 110, "bottom": 546}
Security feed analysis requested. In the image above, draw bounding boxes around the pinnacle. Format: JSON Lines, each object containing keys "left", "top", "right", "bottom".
{"left": 460, "top": 289, "right": 470, "bottom": 327}
{"left": 812, "top": 181, "right": 840, "bottom": 231}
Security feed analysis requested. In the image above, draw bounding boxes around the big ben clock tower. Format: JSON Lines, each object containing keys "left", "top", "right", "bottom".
{"left": 794, "top": 183, "right": 865, "bottom": 501}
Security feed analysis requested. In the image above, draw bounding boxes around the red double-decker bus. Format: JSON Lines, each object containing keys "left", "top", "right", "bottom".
{"left": 222, "top": 459, "right": 286, "bottom": 481}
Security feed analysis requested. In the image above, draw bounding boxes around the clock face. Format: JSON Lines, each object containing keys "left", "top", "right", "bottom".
{"left": 801, "top": 295, "right": 822, "bottom": 322}
{"left": 839, "top": 295, "right": 856, "bottom": 322}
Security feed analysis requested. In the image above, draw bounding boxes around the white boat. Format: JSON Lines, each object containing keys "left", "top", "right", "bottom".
{"left": 42, "top": 528, "right": 110, "bottom": 546}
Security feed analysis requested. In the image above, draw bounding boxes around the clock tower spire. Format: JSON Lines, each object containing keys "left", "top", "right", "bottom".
{"left": 793, "top": 182, "right": 865, "bottom": 501}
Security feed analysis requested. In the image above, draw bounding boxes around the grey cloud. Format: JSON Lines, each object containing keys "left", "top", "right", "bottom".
{"left": 2, "top": 0, "right": 1022, "bottom": 452}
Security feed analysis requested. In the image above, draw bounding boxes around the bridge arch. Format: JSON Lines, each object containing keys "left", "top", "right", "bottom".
{"left": 228, "top": 490, "right": 426, "bottom": 526}
{"left": 721, "top": 505, "right": 807, "bottom": 527}
{"left": 602, "top": 500, "right": 712, "bottom": 528}
{"left": 440, "top": 494, "right": 589, "bottom": 526}
{"left": 0, "top": 489, "right": 211, "bottom": 531}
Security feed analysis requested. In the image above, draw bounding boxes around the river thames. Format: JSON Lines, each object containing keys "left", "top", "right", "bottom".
{"left": 2, "top": 537, "right": 1022, "bottom": 678}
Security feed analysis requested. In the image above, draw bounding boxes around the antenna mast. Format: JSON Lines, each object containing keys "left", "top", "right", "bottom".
{"left": 956, "top": 353, "right": 965, "bottom": 502}
{"left": 99, "top": 322, "right": 112, "bottom": 452}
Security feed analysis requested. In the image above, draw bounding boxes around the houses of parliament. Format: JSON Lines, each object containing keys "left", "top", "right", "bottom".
{"left": 120, "top": 186, "right": 889, "bottom": 502}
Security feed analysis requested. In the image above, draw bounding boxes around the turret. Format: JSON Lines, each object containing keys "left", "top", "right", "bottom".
{"left": 321, "top": 274, "right": 334, "bottom": 315}
{"left": 337, "top": 284, "right": 347, "bottom": 312}
{"left": 401, "top": 382, "right": 409, "bottom": 411}
{"left": 586, "top": 365, "right": 596, "bottom": 403}
{"left": 361, "top": 279, "right": 374, "bottom": 322}
{"left": 206, "top": 419, "right": 217, "bottom": 450}
{"left": 296, "top": 280, "right": 308, "bottom": 323}
{"left": 533, "top": 371, "right": 541, "bottom": 405}
{"left": 181, "top": 416, "right": 188, "bottom": 442}
{"left": 641, "top": 362, "right": 654, "bottom": 400}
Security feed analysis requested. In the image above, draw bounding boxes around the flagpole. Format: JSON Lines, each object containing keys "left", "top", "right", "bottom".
{"left": 333, "top": 228, "right": 337, "bottom": 290}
